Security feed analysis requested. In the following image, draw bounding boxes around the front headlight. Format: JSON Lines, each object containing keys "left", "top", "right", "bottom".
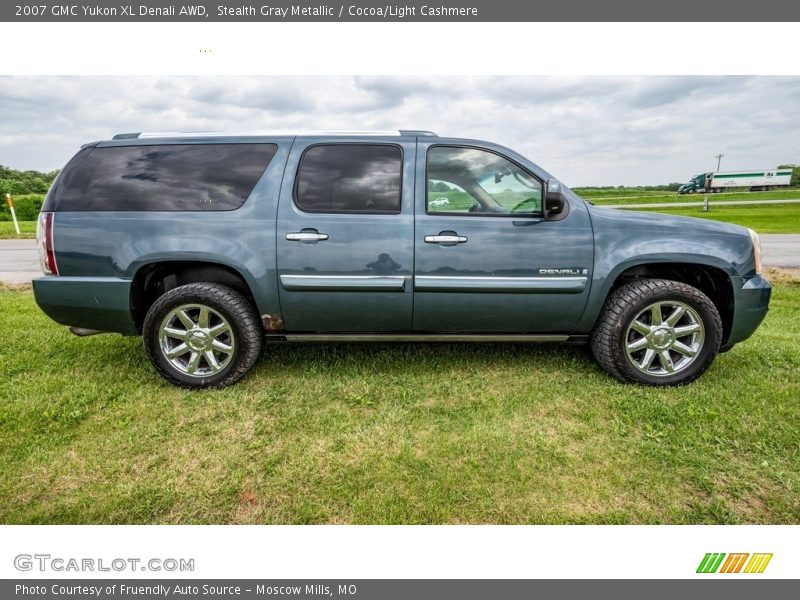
{"left": 748, "top": 228, "right": 762, "bottom": 275}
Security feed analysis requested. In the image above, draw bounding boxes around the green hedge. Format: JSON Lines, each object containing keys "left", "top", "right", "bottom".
{"left": 0, "top": 194, "right": 44, "bottom": 221}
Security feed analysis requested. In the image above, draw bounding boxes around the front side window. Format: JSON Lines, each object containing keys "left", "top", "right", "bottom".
{"left": 57, "top": 144, "right": 277, "bottom": 211}
{"left": 427, "top": 146, "right": 542, "bottom": 216}
{"left": 295, "top": 144, "right": 402, "bottom": 214}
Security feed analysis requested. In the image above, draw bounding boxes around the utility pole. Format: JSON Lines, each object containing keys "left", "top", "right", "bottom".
{"left": 715, "top": 153, "right": 724, "bottom": 172}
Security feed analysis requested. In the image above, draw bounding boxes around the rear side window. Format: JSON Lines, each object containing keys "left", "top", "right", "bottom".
{"left": 294, "top": 144, "right": 402, "bottom": 214}
{"left": 56, "top": 143, "right": 277, "bottom": 211}
{"left": 41, "top": 146, "right": 93, "bottom": 212}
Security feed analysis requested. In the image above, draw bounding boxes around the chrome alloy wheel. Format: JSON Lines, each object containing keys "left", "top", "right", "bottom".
{"left": 624, "top": 301, "right": 705, "bottom": 377}
{"left": 158, "top": 304, "right": 235, "bottom": 377}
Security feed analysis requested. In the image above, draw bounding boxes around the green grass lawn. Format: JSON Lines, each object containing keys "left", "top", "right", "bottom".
{"left": 0, "top": 220, "right": 35, "bottom": 238}
{"left": 630, "top": 204, "right": 800, "bottom": 234}
{"left": 574, "top": 188, "right": 676, "bottom": 199}
{"left": 581, "top": 188, "right": 800, "bottom": 205}
{"left": 1, "top": 275, "right": 798, "bottom": 524}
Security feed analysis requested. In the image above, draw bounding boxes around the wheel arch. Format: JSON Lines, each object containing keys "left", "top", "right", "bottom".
{"left": 600, "top": 261, "right": 735, "bottom": 345}
{"left": 130, "top": 260, "right": 261, "bottom": 333}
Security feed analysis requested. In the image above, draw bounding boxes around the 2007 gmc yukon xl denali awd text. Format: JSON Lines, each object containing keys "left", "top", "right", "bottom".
{"left": 33, "top": 130, "right": 771, "bottom": 388}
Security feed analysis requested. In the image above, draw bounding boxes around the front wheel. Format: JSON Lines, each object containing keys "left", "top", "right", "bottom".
{"left": 590, "top": 279, "right": 722, "bottom": 386}
{"left": 142, "top": 282, "right": 262, "bottom": 388}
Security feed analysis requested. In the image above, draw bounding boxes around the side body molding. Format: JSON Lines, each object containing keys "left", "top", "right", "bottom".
{"left": 414, "top": 276, "right": 588, "bottom": 294}
{"left": 279, "top": 274, "right": 407, "bottom": 292}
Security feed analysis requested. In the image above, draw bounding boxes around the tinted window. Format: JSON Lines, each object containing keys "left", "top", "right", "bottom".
{"left": 427, "top": 146, "right": 542, "bottom": 216}
{"left": 41, "top": 146, "right": 93, "bottom": 212}
{"left": 295, "top": 144, "right": 402, "bottom": 213}
{"left": 56, "top": 143, "right": 277, "bottom": 211}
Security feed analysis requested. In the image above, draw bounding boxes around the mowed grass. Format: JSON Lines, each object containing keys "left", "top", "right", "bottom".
{"left": 0, "top": 274, "right": 798, "bottom": 524}
{"left": 631, "top": 204, "right": 800, "bottom": 234}
{"left": 0, "top": 220, "right": 35, "bottom": 239}
{"left": 582, "top": 188, "right": 800, "bottom": 205}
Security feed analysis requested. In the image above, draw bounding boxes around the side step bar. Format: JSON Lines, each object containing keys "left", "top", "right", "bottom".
{"left": 266, "top": 333, "right": 588, "bottom": 343}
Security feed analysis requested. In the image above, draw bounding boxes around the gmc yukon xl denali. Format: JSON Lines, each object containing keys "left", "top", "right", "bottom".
{"left": 33, "top": 130, "right": 771, "bottom": 388}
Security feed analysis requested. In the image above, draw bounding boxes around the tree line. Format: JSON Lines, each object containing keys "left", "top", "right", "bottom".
{"left": 0, "top": 164, "right": 59, "bottom": 196}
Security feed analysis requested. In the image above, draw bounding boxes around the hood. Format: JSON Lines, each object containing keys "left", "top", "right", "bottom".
{"left": 586, "top": 203, "right": 751, "bottom": 238}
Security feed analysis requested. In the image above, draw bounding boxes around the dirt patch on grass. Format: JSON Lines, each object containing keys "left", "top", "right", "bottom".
{"left": 0, "top": 282, "right": 31, "bottom": 291}
{"left": 764, "top": 267, "right": 800, "bottom": 286}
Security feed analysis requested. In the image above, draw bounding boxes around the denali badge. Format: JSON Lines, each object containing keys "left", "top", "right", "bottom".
{"left": 538, "top": 268, "right": 589, "bottom": 276}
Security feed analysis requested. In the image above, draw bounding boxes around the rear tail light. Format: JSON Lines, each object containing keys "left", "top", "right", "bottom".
{"left": 36, "top": 212, "right": 58, "bottom": 275}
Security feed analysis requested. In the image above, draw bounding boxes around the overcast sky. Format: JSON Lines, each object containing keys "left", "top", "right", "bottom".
{"left": 1, "top": 75, "right": 798, "bottom": 187}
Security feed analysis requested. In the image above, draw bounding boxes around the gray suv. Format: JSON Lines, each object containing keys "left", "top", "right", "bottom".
{"left": 34, "top": 130, "right": 771, "bottom": 388}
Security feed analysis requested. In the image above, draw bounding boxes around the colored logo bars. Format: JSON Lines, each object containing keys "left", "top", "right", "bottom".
{"left": 696, "top": 553, "right": 773, "bottom": 574}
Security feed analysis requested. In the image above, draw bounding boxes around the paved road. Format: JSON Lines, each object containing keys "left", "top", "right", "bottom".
{"left": 1, "top": 235, "right": 799, "bottom": 284}
{"left": 0, "top": 239, "right": 41, "bottom": 284}
{"left": 761, "top": 234, "right": 800, "bottom": 268}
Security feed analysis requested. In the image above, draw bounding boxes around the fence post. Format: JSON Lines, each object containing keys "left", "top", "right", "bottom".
{"left": 703, "top": 194, "right": 710, "bottom": 213}
{"left": 5, "top": 193, "right": 21, "bottom": 234}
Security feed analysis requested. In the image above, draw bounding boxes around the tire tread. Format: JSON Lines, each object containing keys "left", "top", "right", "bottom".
{"left": 142, "top": 282, "right": 262, "bottom": 388}
{"left": 590, "top": 278, "right": 722, "bottom": 386}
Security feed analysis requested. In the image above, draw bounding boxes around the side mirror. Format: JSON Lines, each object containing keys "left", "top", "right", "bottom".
{"left": 544, "top": 179, "right": 568, "bottom": 220}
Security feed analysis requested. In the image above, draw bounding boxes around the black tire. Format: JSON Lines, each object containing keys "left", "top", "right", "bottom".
{"left": 142, "top": 283, "right": 262, "bottom": 388}
{"left": 590, "top": 278, "right": 722, "bottom": 386}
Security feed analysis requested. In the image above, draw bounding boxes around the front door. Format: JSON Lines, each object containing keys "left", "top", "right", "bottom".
{"left": 413, "top": 143, "right": 594, "bottom": 332}
{"left": 276, "top": 138, "right": 415, "bottom": 331}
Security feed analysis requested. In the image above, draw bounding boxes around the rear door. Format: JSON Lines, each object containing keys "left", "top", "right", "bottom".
{"left": 412, "top": 142, "right": 594, "bottom": 332}
{"left": 276, "top": 137, "right": 415, "bottom": 331}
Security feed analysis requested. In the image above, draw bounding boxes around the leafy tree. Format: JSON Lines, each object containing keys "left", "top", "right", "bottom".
{"left": 0, "top": 165, "right": 58, "bottom": 221}
{"left": 0, "top": 165, "right": 58, "bottom": 197}
{"left": 777, "top": 164, "right": 800, "bottom": 187}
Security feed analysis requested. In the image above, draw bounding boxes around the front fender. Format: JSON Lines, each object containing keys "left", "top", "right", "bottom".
{"left": 575, "top": 209, "right": 755, "bottom": 332}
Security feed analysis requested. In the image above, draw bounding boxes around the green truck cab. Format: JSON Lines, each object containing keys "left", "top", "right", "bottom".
{"left": 34, "top": 130, "right": 771, "bottom": 388}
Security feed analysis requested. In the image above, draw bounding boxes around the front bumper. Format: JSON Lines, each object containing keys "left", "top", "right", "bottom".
{"left": 726, "top": 275, "right": 772, "bottom": 345}
{"left": 32, "top": 276, "right": 137, "bottom": 335}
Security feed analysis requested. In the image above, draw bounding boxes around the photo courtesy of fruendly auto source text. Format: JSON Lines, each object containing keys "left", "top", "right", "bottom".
{"left": 0, "top": 1, "right": 798, "bottom": 597}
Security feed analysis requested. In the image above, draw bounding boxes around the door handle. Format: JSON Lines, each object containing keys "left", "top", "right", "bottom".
{"left": 286, "top": 230, "right": 329, "bottom": 242}
{"left": 424, "top": 233, "right": 468, "bottom": 245}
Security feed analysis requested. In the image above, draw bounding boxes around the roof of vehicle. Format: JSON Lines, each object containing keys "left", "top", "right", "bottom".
{"left": 112, "top": 130, "right": 438, "bottom": 140}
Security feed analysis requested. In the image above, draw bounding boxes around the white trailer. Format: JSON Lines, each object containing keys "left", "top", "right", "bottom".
{"left": 679, "top": 168, "right": 793, "bottom": 194}
{"left": 707, "top": 169, "right": 792, "bottom": 192}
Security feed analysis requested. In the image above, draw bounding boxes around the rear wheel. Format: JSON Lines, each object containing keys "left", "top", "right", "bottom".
{"left": 143, "top": 283, "right": 262, "bottom": 388}
{"left": 590, "top": 278, "right": 722, "bottom": 385}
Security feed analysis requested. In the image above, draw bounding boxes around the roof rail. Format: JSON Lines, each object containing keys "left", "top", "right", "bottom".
{"left": 398, "top": 130, "right": 438, "bottom": 137}
{"left": 112, "top": 129, "right": 438, "bottom": 140}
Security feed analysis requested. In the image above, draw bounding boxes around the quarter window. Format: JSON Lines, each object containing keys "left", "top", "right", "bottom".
{"left": 295, "top": 144, "right": 402, "bottom": 214}
{"left": 427, "top": 146, "right": 542, "bottom": 216}
{"left": 56, "top": 144, "right": 277, "bottom": 211}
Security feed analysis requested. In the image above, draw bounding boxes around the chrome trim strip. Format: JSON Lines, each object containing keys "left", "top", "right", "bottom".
{"left": 280, "top": 274, "right": 407, "bottom": 292}
{"left": 280, "top": 334, "right": 570, "bottom": 343}
{"left": 414, "top": 275, "right": 588, "bottom": 294}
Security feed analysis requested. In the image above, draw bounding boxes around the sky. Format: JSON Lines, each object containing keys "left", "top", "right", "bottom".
{"left": 1, "top": 75, "right": 798, "bottom": 187}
